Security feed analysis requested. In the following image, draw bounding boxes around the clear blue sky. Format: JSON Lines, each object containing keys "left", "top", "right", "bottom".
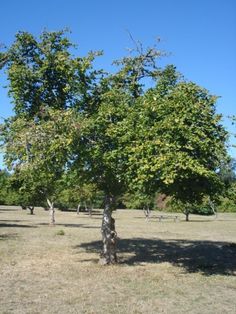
{"left": 1, "top": 0, "right": 236, "bottom": 166}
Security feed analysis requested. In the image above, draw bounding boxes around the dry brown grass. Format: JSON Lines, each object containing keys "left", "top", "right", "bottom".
{"left": 0, "top": 206, "right": 236, "bottom": 314}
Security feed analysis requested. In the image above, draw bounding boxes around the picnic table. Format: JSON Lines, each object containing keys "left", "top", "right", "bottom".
{"left": 155, "top": 215, "right": 179, "bottom": 222}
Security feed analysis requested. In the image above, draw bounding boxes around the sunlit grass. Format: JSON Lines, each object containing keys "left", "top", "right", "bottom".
{"left": 0, "top": 206, "right": 236, "bottom": 314}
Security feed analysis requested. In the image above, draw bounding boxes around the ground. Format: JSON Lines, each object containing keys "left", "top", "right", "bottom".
{"left": 0, "top": 206, "right": 236, "bottom": 314}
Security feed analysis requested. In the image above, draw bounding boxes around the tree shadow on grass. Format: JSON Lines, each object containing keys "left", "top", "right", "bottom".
{"left": 0, "top": 222, "right": 37, "bottom": 228}
{"left": 78, "top": 238, "right": 236, "bottom": 276}
{"left": 0, "top": 233, "right": 18, "bottom": 240}
{"left": 37, "top": 222, "right": 82, "bottom": 227}
{"left": 37, "top": 222, "right": 100, "bottom": 229}
{"left": 0, "top": 219, "right": 27, "bottom": 222}
{"left": 58, "top": 223, "right": 100, "bottom": 229}
{"left": 75, "top": 216, "right": 102, "bottom": 220}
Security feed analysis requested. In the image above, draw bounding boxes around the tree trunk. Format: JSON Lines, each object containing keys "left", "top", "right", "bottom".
{"left": 28, "top": 206, "right": 34, "bottom": 215}
{"left": 88, "top": 204, "right": 93, "bottom": 217}
{"left": 77, "top": 204, "right": 81, "bottom": 215}
{"left": 185, "top": 211, "right": 189, "bottom": 222}
{"left": 100, "top": 195, "right": 117, "bottom": 265}
{"left": 143, "top": 206, "right": 150, "bottom": 220}
{"left": 209, "top": 200, "right": 218, "bottom": 220}
{"left": 47, "top": 198, "right": 55, "bottom": 225}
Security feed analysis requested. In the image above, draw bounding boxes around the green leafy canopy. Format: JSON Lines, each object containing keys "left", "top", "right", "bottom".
{"left": 0, "top": 30, "right": 228, "bottom": 210}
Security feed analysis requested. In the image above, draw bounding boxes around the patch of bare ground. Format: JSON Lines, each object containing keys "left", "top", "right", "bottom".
{"left": 0, "top": 206, "right": 235, "bottom": 313}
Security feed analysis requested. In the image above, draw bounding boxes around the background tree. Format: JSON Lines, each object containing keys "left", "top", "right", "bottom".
{"left": 7, "top": 172, "right": 44, "bottom": 214}
{"left": 121, "top": 191, "right": 155, "bottom": 210}
{"left": 0, "top": 170, "right": 11, "bottom": 205}
{"left": 57, "top": 169, "right": 100, "bottom": 215}
{"left": 1, "top": 29, "right": 102, "bottom": 223}
{"left": 119, "top": 78, "right": 227, "bottom": 221}
{"left": 1, "top": 108, "right": 79, "bottom": 224}
{"left": 218, "top": 157, "right": 236, "bottom": 187}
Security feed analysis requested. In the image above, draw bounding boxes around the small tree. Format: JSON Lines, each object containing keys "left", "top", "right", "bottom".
{"left": 166, "top": 197, "right": 218, "bottom": 221}
{"left": 121, "top": 80, "right": 227, "bottom": 222}
{"left": 1, "top": 108, "right": 79, "bottom": 224}
{"left": 57, "top": 170, "right": 99, "bottom": 215}
{"left": 8, "top": 173, "right": 43, "bottom": 214}
{"left": 1, "top": 29, "right": 103, "bottom": 223}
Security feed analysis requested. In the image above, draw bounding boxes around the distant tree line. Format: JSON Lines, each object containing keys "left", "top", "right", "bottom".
{"left": 1, "top": 156, "right": 236, "bottom": 217}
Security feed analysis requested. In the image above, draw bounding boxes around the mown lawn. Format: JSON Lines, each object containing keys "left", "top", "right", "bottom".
{"left": 0, "top": 206, "right": 236, "bottom": 314}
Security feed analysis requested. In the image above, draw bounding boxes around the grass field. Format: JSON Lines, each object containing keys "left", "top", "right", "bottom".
{"left": 0, "top": 206, "right": 236, "bottom": 314}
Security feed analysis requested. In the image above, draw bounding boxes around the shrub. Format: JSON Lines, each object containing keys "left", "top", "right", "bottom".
{"left": 56, "top": 229, "right": 65, "bottom": 236}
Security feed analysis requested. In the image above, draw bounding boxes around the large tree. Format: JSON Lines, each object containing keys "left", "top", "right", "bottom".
{"left": 69, "top": 45, "right": 169, "bottom": 263}
{"left": 1, "top": 31, "right": 228, "bottom": 263}
{"left": 71, "top": 50, "right": 227, "bottom": 261}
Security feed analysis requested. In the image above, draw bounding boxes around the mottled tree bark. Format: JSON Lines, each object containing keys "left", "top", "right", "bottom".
{"left": 47, "top": 198, "right": 55, "bottom": 225}
{"left": 100, "top": 195, "right": 117, "bottom": 265}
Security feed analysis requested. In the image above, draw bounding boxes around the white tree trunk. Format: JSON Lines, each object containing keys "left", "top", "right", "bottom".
{"left": 47, "top": 198, "right": 55, "bottom": 225}
{"left": 87, "top": 202, "right": 92, "bottom": 217}
{"left": 89, "top": 205, "right": 93, "bottom": 217}
{"left": 209, "top": 200, "right": 218, "bottom": 220}
{"left": 77, "top": 204, "right": 81, "bottom": 215}
{"left": 100, "top": 195, "right": 117, "bottom": 265}
{"left": 143, "top": 206, "right": 150, "bottom": 220}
